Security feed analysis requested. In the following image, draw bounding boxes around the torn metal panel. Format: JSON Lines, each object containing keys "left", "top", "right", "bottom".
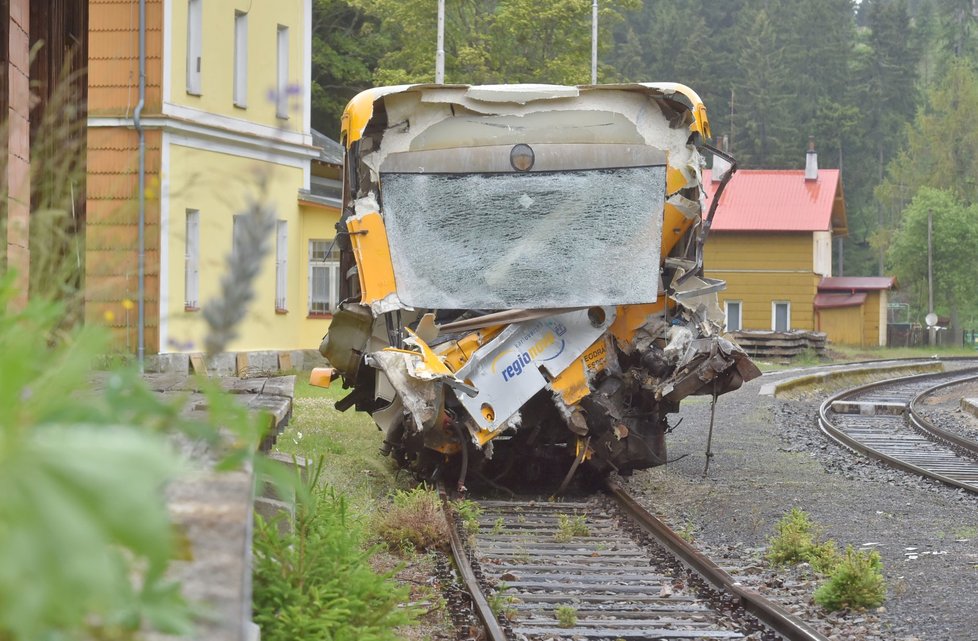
{"left": 453, "top": 307, "right": 617, "bottom": 431}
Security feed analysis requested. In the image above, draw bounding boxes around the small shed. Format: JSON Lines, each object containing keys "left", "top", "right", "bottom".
{"left": 815, "top": 277, "right": 896, "bottom": 347}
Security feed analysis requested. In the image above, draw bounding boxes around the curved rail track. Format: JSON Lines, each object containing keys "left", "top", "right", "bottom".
{"left": 441, "top": 482, "right": 827, "bottom": 641}
{"left": 818, "top": 366, "right": 978, "bottom": 493}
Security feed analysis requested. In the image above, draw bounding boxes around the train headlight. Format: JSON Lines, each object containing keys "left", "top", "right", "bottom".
{"left": 510, "top": 144, "right": 535, "bottom": 172}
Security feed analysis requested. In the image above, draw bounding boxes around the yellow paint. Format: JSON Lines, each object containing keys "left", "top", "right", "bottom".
{"left": 308, "top": 367, "right": 337, "bottom": 388}
{"left": 341, "top": 88, "right": 385, "bottom": 145}
{"left": 166, "top": 144, "right": 310, "bottom": 352}
{"left": 610, "top": 303, "right": 664, "bottom": 343}
{"left": 436, "top": 326, "right": 505, "bottom": 372}
{"left": 550, "top": 339, "right": 608, "bottom": 405}
{"left": 169, "top": 0, "right": 305, "bottom": 132}
{"left": 661, "top": 203, "right": 694, "bottom": 259}
{"left": 298, "top": 200, "right": 341, "bottom": 348}
{"left": 346, "top": 212, "right": 398, "bottom": 304}
{"left": 705, "top": 232, "right": 814, "bottom": 272}
{"left": 817, "top": 305, "right": 864, "bottom": 346}
{"left": 666, "top": 168, "right": 687, "bottom": 195}
{"left": 403, "top": 328, "right": 454, "bottom": 376}
{"left": 661, "top": 84, "right": 711, "bottom": 139}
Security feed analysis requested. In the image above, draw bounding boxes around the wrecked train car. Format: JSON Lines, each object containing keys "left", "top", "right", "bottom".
{"left": 311, "top": 83, "right": 760, "bottom": 486}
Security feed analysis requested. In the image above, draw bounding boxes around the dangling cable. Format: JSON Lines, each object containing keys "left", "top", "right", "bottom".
{"left": 557, "top": 437, "right": 590, "bottom": 495}
{"left": 703, "top": 380, "right": 719, "bottom": 477}
{"left": 453, "top": 423, "right": 469, "bottom": 495}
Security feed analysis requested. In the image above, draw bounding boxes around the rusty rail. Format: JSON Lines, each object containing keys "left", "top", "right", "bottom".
{"left": 604, "top": 479, "right": 829, "bottom": 641}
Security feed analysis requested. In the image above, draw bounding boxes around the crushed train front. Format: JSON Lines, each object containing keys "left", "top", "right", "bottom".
{"left": 313, "top": 83, "right": 760, "bottom": 484}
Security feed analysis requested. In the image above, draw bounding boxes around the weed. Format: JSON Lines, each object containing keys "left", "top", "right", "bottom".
{"left": 373, "top": 486, "right": 449, "bottom": 555}
{"left": 455, "top": 499, "right": 482, "bottom": 536}
{"left": 766, "top": 507, "right": 837, "bottom": 572}
{"left": 554, "top": 513, "right": 590, "bottom": 542}
{"left": 491, "top": 517, "right": 505, "bottom": 535}
{"left": 677, "top": 521, "right": 696, "bottom": 543}
{"left": 554, "top": 604, "right": 578, "bottom": 628}
{"left": 488, "top": 584, "right": 518, "bottom": 621}
{"left": 813, "top": 546, "right": 886, "bottom": 611}
{"left": 253, "top": 461, "right": 414, "bottom": 640}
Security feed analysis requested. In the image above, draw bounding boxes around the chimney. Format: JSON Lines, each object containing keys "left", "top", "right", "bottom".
{"left": 805, "top": 135, "right": 818, "bottom": 181}
{"left": 712, "top": 134, "right": 731, "bottom": 182}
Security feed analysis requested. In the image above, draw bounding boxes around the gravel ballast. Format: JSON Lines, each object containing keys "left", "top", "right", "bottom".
{"left": 620, "top": 362, "right": 978, "bottom": 641}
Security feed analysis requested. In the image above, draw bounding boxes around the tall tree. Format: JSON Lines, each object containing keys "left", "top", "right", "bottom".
{"left": 354, "top": 0, "right": 637, "bottom": 86}
{"left": 311, "top": 0, "right": 389, "bottom": 136}
{"left": 888, "top": 187, "right": 978, "bottom": 342}
{"left": 730, "top": 6, "right": 794, "bottom": 167}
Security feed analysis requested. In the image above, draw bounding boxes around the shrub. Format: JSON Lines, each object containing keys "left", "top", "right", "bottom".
{"left": 373, "top": 486, "right": 450, "bottom": 554}
{"left": 555, "top": 604, "right": 578, "bottom": 628}
{"left": 455, "top": 499, "right": 482, "bottom": 536}
{"left": 766, "top": 507, "right": 837, "bottom": 571}
{"left": 813, "top": 546, "right": 886, "bottom": 611}
{"left": 554, "top": 513, "right": 590, "bottom": 542}
{"left": 253, "top": 464, "right": 414, "bottom": 641}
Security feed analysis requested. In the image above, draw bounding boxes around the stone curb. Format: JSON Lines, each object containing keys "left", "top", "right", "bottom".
{"left": 759, "top": 361, "right": 944, "bottom": 397}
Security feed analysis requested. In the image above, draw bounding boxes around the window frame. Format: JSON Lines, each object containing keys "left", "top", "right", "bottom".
{"left": 308, "top": 239, "right": 340, "bottom": 316}
{"left": 725, "top": 300, "right": 742, "bottom": 332}
{"left": 184, "top": 209, "right": 200, "bottom": 311}
{"left": 772, "top": 301, "right": 791, "bottom": 332}
{"left": 233, "top": 10, "right": 248, "bottom": 108}
{"left": 186, "top": 0, "right": 203, "bottom": 95}
{"left": 275, "top": 220, "right": 288, "bottom": 312}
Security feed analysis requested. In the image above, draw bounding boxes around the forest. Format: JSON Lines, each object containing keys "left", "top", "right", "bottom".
{"left": 310, "top": 0, "right": 978, "bottom": 339}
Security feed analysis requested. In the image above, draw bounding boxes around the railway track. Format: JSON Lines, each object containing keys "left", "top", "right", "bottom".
{"left": 818, "top": 366, "right": 978, "bottom": 493}
{"left": 440, "top": 482, "right": 827, "bottom": 641}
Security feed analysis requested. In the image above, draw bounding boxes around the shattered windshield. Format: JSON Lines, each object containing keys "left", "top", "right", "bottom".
{"left": 379, "top": 166, "right": 666, "bottom": 309}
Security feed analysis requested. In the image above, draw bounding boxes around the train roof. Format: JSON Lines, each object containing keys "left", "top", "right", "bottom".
{"left": 339, "top": 83, "right": 711, "bottom": 147}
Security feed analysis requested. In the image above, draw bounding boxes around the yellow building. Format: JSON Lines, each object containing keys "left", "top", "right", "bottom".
{"left": 815, "top": 277, "right": 896, "bottom": 347}
{"left": 703, "top": 162, "right": 847, "bottom": 334}
{"left": 86, "top": 0, "right": 341, "bottom": 366}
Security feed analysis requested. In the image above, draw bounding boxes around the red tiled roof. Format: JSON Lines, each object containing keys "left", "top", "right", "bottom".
{"left": 703, "top": 169, "right": 844, "bottom": 232}
{"left": 819, "top": 276, "right": 896, "bottom": 291}
{"left": 814, "top": 292, "right": 867, "bottom": 309}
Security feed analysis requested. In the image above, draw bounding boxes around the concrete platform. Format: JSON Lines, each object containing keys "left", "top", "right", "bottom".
{"left": 962, "top": 398, "right": 978, "bottom": 418}
{"left": 831, "top": 400, "right": 907, "bottom": 415}
{"left": 130, "top": 373, "right": 295, "bottom": 641}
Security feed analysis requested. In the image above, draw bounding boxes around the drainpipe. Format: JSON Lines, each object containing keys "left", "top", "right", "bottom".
{"left": 134, "top": 0, "right": 147, "bottom": 371}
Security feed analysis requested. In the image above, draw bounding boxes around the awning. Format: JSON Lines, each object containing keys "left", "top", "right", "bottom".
{"left": 814, "top": 292, "right": 866, "bottom": 309}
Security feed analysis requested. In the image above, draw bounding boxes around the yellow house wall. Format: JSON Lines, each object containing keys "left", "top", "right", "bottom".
{"left": 169, "top": 0, "right": 305, "bottom": 132}
{"left": 818, "top": 306, "right": 864, "bottom": 346}
{"left": 165, "top": 144, "right": 306, "bottom": 351}
{"left": 706, "top": 232, "right": 819, "bottom": 331}
{"left": 864, "top": 291, "right": 887, "bottom": 347}
{"left": 298, "top": 202, "right": 341, "bottom": 349}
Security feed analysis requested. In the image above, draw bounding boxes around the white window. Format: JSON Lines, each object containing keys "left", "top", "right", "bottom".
{"left": 275, "top": 221, "right": 288, "bottom": 311}
{"left": 276, "top": 25, "right": 289, "bottom": 118}
{"left": 725, "top": 301, "right": 742, "bottom": 332}
{"left": 233, "top": 11, "right": 248, "bottom": 107}
{"left": 309, "top": 239, "right": 340, "bottom": 314}
{"left": 185, "top": 210, "right": 200, "bottom": 309}
{"left": 772, "top": 301, "right": 791, "bottom": 332}
{"left": 186, "top": 0, "right": 202, "bottom": 94}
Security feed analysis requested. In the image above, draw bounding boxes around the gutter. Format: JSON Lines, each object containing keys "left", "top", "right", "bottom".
{"left": 134, "top": 0, "right": 147, "bottom": 370}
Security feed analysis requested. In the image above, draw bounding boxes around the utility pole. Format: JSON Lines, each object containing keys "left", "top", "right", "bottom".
{"left": 436, "top": 0, "right": 445, "bottom": 83}
{"left": 928, "top": 209, "right": 936, "bottom": 346}
{"left": 591, "top": 0, "right": 598, "bottom": 84}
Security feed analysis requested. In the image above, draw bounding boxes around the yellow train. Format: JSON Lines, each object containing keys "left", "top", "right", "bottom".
{"left": 311, "top": 83, "right": 759, "bottom": 488}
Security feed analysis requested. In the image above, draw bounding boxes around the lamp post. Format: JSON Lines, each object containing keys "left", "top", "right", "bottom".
{"left": 591, "top": 0, "right": 598, "bottom": 84}
{"left": 436, "top": 0, "right": 445, "bottom": 83}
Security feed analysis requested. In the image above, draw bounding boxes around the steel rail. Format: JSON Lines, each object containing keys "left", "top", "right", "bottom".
{"left": 818, "top": 367, "right": 978, "bottom": 494}
{"left": 437, "top": 483, "right": 509, "bottom": 641}
{"left": 604, "top": 479, "right": 829, "bottom": 641}
{"left": 908, "top": 373, "right": 978, "bottom": 456}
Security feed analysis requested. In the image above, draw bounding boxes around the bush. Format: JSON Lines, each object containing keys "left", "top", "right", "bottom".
{"left": 813, "top": 546, "right": 886, "bottom": 611}
{"left": 253, "top": 465, "right": 414, "bottom": 641}
{"left": 373, "top": 486, "right": 449, "bottom": 554}
{"left": 766, "top": 507, "right": 837, "bottom": 571}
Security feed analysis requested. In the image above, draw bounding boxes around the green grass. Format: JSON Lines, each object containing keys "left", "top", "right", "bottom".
{"left": 275, "top": 377, "right": 412, "bottom": 519}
